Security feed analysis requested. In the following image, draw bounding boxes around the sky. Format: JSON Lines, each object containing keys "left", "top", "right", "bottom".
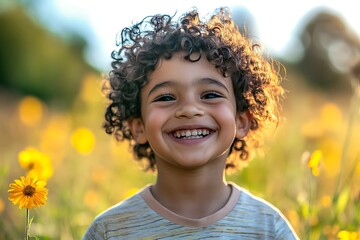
{"left": 31, "top": 0, "right": 360, "bottom": 71}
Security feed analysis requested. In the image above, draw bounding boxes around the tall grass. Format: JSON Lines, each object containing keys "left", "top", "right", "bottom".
{"left": 0, "top": 71, "right": 359, "bottom": 239}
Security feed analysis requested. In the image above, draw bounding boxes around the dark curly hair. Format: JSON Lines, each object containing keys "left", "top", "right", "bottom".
{"left": 103, "top": 7, "right": 284, "bottom": 171}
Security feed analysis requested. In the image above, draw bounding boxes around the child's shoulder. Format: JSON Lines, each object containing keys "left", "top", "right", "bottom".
{"left": 230, "top": 183, "right": 298, "bottom": 238}
{"left": 231, "top": 183, "right": 285, "bottom": 216}
{"left": 82, "top": 187, "right": 154, "bottom": 239}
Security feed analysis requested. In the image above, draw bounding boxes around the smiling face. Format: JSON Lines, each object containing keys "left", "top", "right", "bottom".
{"left": 130, "top": 52, "right": 250, "bottom": 170}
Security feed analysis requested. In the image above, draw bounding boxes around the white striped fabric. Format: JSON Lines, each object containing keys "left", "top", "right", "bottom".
{"left": 83, "top": 183, "right": 299, "bottom": 239}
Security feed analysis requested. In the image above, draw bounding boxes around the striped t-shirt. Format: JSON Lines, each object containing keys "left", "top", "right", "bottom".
{"left": 83, "top": 183, "right": 299, "bottom": 239}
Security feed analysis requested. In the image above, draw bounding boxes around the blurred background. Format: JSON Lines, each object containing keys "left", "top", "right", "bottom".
{"left": 0, "top": 0, "right": 359, "bottom": 239}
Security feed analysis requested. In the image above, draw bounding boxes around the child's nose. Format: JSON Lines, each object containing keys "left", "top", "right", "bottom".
{"left": 175, "top": 101, "right": 205, "bottom": 118}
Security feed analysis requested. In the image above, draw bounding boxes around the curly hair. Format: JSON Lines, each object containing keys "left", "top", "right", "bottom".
{"left": 103, "top": 7, "right": 284, "bottom": 171}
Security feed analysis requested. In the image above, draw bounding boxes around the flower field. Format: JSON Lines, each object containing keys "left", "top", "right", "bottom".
{"left": 0, "top": 71, "right": 359, "bottom": 239}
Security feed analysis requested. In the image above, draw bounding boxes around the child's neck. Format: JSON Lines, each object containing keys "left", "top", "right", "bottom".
{"left": 151, "top": 160, "right": 231, "bottom": 219}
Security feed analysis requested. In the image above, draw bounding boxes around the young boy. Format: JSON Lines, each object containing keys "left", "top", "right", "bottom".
{"left": 83, "top": 7, "right": 299, "bottom": 239}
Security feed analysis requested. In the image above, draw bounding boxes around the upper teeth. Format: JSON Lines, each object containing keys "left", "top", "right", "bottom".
{"left": 173, "top": 129, "right": 210, "bottom": 138}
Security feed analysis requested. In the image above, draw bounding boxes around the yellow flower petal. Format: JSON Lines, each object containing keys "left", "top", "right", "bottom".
{"left": 8, "top": 176, "right": 48, "bottom": 209}
{"left": 307, "top": 150, "right": 322, "bottom": 168}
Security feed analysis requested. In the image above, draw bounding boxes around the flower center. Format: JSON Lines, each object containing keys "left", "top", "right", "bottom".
{"left": 23, "top": 185, "right": 35, "bottom": 196}
{"left": 28, "top": 163, "right": 35, "bottom": 170}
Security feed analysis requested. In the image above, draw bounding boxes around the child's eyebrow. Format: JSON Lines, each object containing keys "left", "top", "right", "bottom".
{"left": 148, "top": 81, "right": 175, "bottom": 96}
{"left": 198, "top": 78, "right": 229, "bottom": 93}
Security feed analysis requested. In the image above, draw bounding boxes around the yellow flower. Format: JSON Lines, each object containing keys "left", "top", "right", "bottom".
{"left": 303, "top": 150, "right": 322, "bottom": 176}
{"left": 337, "top": 230, "right": 359, "bottom": 240}
{"left": 18, "top": 147, "right": 53, "bottom": 180}
{"left": 8, "top": 176, "right": 48, "bottom": 209}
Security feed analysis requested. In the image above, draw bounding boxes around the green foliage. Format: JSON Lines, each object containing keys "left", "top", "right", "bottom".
{"left": 0, "top": 6, "right": 97, "bottom": 108}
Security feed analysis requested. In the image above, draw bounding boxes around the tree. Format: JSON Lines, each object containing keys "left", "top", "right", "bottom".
{"left": 293, "top": 7, "right": 360, "bottom": 93}
{"left": 0, "top": 5, "right": 97, "bottom": 107}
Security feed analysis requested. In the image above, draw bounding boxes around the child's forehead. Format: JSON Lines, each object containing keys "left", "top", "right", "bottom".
{"left": 142, "top": 52, "right": 233, "bottom": 93}
{"left": 149, "top": 52, "right": 222, "bottom": 80}
{"left": 155, "top": 51, "right": 218, "bottom": 70}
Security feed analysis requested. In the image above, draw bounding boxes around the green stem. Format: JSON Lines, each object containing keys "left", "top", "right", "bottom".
{"left": 25, "top": 208, "right": 29, "bottom": 240}
{"left": 307, "top": 172, "right": 316, "bottom": 238}
{"left": 334, "top": 81, "right": 359, "bottom": 196}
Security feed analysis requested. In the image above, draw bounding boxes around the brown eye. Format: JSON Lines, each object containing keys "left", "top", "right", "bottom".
{"left": 201, "top": 91, "right": 223, "bottom": 99}
{"left": 153, "top": 94, "right": 175, "bottom": 102}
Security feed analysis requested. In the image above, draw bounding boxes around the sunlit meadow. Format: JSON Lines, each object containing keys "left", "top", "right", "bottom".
{"left": 1, "top": 69, "right": 359, "bottom": 239}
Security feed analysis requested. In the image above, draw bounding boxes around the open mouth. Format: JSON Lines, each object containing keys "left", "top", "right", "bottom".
{"left": 172, "top": 129, "right": 211, "bottom": 139}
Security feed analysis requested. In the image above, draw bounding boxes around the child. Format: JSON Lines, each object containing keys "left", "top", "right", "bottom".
{"left": 83, "top": 7, "right": 299, "bottom": 239}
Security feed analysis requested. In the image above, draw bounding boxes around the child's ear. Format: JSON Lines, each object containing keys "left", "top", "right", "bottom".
{"left": 127, "top": 118, "right": 147, "bottom": 144}
{"left": 235, "top": 110, "right": 251, "bottom": 139}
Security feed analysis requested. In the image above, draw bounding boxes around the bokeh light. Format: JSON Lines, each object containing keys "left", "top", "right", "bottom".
{"left": 18, "top": 96, "right": 44, "bottom": 127}
{"left": 71, "top": 127, "right": 96, "bottom": 155}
